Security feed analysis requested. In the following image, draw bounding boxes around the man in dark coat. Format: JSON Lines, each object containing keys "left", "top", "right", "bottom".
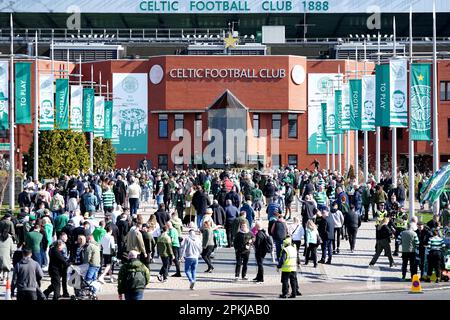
{"left": 116, "top": 213, "right": 130, "bottom": 262}
{"left": 43, "top": 240, "right": 70, "bottom": 300}
{"left": 113, "top": 174, "right": 127, "bottom": 207}
{"left": 192, "top": 185, "right": 211, "bottom": 230}
{"left": 210, "top": 200, "right": 226, "bottom": 226}
{"left": 318, "top": 210, "right": 335, "bottom": 264}
{"left": 154, "top": 204, "right": 171, "bottom": 229}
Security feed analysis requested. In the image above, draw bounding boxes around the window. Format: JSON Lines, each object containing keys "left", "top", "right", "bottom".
{"left": 441, "top": 81, "right": 450, "bottom": 101}
{"left": 272, "top": 114, "right": 281, "bottom": 138}
{"left": 288, "top": 155, "right": 298, "bottom": 167}
{"left": 195, "top": 113, "right": 202, "bottom": 138}
{"left": 272, "top": 154, "right": 281, "bottom": 169}
{"left": 158, "top": 114, "right": 168, "bottom": 138}
{"left": 448, "top": 119, "right": 450, "bottom": 138}
{"left": 288, "top": 114, "right": 298, "bottom": 138}
{"left": 253, "top": 113, "right": 260, "bottom": 137}
{"left": 174, "top": 114, "right": 184, "bottom": 137}
{"left": 158, "top": 154, "right": 168, "bottom": 171}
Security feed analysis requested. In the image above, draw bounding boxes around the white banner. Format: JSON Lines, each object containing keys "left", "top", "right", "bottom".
{"left": 112, "top": 73, "right": 148, "bottom": 154}
{"left": 94, "top": 96, "right": 105, "bottom": 138}
{"left": 326, "top": 93, "right": 336, "bottom": 137}
{"left": 0, "top": 61, "right": 9, "bottom": 130}
{"left": 70, "top": 85, "right": 83, "bottom": 132}
{"left": 308, "top": 73, "right": 339, "bottom": 154}
{"left": 341, "top": 83, "right": 350, "bottom": 130}
{"left": 389, "top": 59, "right": 408, "bottom": 128}
{"left": 39, "top": 74, "right": 54, "bottom": 131}
{"left": 2, "top": 0, "right": 449, "bottom": 14}
{"left": 361, "top": 75, "right": 376, "bottom": 131}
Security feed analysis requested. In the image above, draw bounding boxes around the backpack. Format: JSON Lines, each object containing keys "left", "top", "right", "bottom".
{"left": 261, "top": 231, "right": 273, "bottom": 254}
{"left": 124, "top": 268, "right": 147, "bottom": 291}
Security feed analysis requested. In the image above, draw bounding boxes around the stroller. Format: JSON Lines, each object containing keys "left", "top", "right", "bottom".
{"left": 67, "top": 264, "right": 102, "bottom": 300}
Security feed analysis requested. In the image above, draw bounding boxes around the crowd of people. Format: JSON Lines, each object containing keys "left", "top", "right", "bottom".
{"left": 0, "top": 164, "right": 448, "bottom": 300}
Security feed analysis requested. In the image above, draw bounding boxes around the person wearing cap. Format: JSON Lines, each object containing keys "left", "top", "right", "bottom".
{"left": 180, "top": 229, "right": 202, "bottom": 290}
{"left": 277, "top": 236, "right": 300, "bottom": 298}
{"left": 117, "top": 250, "right": 150, "bottom": 300}
{"left": 369, "top": 217, "right": 395, "bottom": 268}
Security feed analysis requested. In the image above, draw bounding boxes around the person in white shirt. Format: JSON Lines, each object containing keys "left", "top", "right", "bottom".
{"left": 289, "top": 217, "right": 305, "bottom": 266}
{"left": 98, "top": 226, "right": 116, "bottom": 283}
{"left": 111, "top": 204, "right": 122, "bottom": 225}
{"left": 71, "top": 209, "right": 84, "bottom": 228}
{"left": 128, "top": 178, "right": 142, "bottom": 216}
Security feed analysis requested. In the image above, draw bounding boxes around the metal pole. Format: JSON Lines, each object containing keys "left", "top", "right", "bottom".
{"left": 337, "top": 65, "right": 342, "bottom": 174}
{"left": 392, "top": 16, "right": 398, "bottom": 188}
{"left": 346, "top": 131, "right": 350, "bottom": 172}
{"left": 326, "top": 141, "right": 330, "bottom": 171}
{"left": 363, "top": 39, "right": 369, "bottom": 183}
{"left": 376, "top": 31, "right": 381, "bottom": 183}
{"left": 409, "top": 4, "right": 415, "bottom": 219}
{"left": 90, "top": 65, "right": 94, "bottom": 172}
{"left": 332, "top": 135, "right": 335, "bottom": 172}
{"left": 9, "top": 14, "right": 15, "bottom": 210}
{"left": 432, "top": 0, "right": 440, "bottom": 215}
{"left": 33, "top": 31, "right": 39, "bottom": 183}
{"left": 354, "top": 47, "right": 359, "bottom": 183}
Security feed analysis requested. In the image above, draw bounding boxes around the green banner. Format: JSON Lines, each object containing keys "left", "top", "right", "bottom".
{"left": 104, "top": 100, "right": 113, "bottom": 139}
{"left": 410, "top": 63, "right": 431, "bottom": 141}
{"left": 321, "top": 102, "right": 330, "bottom": 141}
{"left": 349, "top": 79, "right": 362, "bottom": 130}
{"left": 55, "top": 78, "right": 69, "bottom": 129}
{"left": 334, "top": 89, "right": 342, "bottom": 134}
{"left": 375, "top": 64, "right": 391, "bottom": 127}
{"left": 0, "top": 61, "right": 9, "bottom": 131}
{"left": 83, "top": 88, "right": 94, "bottom": 132}
{"left": 15, "top": 62, "right": 32, "bottom": 124}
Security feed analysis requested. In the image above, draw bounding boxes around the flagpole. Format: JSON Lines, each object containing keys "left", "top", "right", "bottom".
{"left": 332, "top": 135, "right": 335, "bottom": 172}
{"left": 338, "top": 65, "right": 342, "bottom": 174}
{"left": 33, "top": 31, "right": 39, "bottom": 184}
{"left": 354, "top": 46, "right": 359, "bottom": 183}
{"left": 326, "top": 141, "right": 330, "bottom": 171}
{"left": 9, "top": 13, "right": 15, "bottom": 210}
{"left": 90, "top": 64, "right": 94, "bottom": 172}
{"left": 363, "top": 39, "right": 369, "bottom": 184}
{"left": 409, "top": 4, "right": 415, "bottom": 219}
{"left": 376, "top": 31, "right": 381, "bottom": 183}
{"left": 392, "top": 16, "right": 398, "bottom": 188}
{"left": 432, "top": 0, "right": 440, "bottom": 215}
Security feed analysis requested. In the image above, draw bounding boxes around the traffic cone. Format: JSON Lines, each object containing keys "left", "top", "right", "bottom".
{"left": 4, "top": 279, "right": 11, "bottom": 300}
{"left": 410, "top": 274, "right": 423, "bottom": 294}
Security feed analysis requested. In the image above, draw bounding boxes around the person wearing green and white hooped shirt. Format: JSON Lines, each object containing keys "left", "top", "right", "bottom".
{"left": 313, "top": 185, "right": 328, "bottom": 211}
{"left": 426, "top": 229, "right": 446, "bottom": 283}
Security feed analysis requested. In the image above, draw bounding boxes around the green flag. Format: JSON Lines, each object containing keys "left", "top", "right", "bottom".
{"left": 326, "top": 95, "right": 336, "bottom": 137}
{"left": 83, "top": 88, "right": 94, "bottom": 132}
{"left": 375, "top": 64, "right": 391, "bottom": 127}
{"left": 39, "top": 74, "right": 54, "bottom": 131}
{"left": 55, "top": 78, "right": 69, "bottom": 129}
{"left": 334, "top": 90, "right": 342, "bottom": 134}
{"left": 93, "top": 96, "right": 105, "bottom": 137}
{"left": 410, "top": 63, "right": 431, "bottom": 141}
{"left": 341, "top": 83, "right": 350, "bottom": 131}
{"left": 104, "top": 100, "right": 113, "bottom": 139}
{"left": 15, "top": 62, "right": 32, "bottom": 124}
{"left": 321, "top": 102, "right": 330, "bottom": 142}
{"left": 349, "top": 79, "right": 362, "bottom": 130}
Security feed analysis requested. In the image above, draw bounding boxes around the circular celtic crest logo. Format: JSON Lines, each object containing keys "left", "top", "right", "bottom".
{"left": 411, "top": 85, "right": 431, "bottom": 132}
{"left": 122, "top": 76, "right": 139, "bottom": 93}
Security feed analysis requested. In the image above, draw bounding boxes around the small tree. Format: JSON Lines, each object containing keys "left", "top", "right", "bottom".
{"left": 347, "top": 164, "right": 355, "bottom": 180}
{"left": 93, "top": 138, "right": 116, "bottom": 172}
{"left": 27, "top": 130, "right": 90, "bottom": 179}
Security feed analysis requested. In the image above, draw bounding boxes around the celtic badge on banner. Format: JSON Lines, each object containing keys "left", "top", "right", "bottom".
{"left": 410, "top": 64, "right": 431, "bottom": 141}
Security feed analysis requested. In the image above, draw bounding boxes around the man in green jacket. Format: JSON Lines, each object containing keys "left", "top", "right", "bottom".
{"left": 92, "top": 221, "right": 107, "bottom": 243}
{"left": 25, "top": 224, "right": 43, "bottom": 266}
{"left": 54, "top": 211, "right": 69, "bottom": 239}
{"left": 118, "top": 250, "right": 150, "bottom": 300}
{"left": 167, "top": 221, "right": 182, "bottom": 277}
{"left": 156, "top": 226, "right": 173, "bottom": 282}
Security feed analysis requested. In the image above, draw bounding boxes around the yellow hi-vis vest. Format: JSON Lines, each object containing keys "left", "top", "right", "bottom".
{"left": 281, "top": 245, "right": 297, "bottom": 272}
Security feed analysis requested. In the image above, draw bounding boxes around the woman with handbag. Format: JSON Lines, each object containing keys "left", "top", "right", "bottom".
{"left": 304, "top": 220, "right": 320, "bottom": 268}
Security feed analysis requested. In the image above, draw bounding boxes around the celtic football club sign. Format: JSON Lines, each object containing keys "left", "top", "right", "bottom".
{"left": 410, "top": 64, "right": 431, "bottom": 141}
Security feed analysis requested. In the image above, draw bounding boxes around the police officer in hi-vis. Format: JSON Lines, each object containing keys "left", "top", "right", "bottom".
{"left": 277, "top": 236, "right": 301, "bottom": 298}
